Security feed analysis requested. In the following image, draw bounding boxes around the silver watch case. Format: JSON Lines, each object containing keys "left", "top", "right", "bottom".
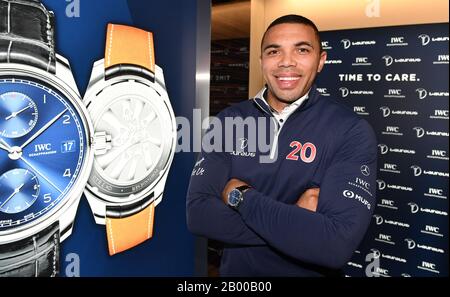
{"left": 83, "top": 59, "right": 177, "bottom": 225}
{"left": 0, "top": 55, "right": 95, "bottom": 245}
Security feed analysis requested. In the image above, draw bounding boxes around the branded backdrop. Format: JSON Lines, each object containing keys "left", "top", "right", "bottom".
{"left": 316, "top": 23, "right": 449, "bottom": 277}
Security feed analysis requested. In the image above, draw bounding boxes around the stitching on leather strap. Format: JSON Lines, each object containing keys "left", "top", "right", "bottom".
{"left": 7, "top": 40, "right": 12, "bottom": 62}
{"left": 106, "top": 219, "right": 116, "bottom": 255}
{"left": 51, "top": 233, "right": 58, "bottom": 277}
{"left": 32, "top": 236, "right": 38, "bottom": 277}
{"left": 106, "top": 24, "right": 114, "bottom": 67}
{"left": 6, "top": 2, "right": 11, "bottom": 63}
{"left": 45, "top": 11, "right": 52, "bottom": 71}
{"left": 147, "top": 32, "right": 153, "bottom": 71}
{"left": 7, "top": 1, "right": 10, "bottom": 32}
{"left": 147, "top": 204, "right": 153, "bottom": 238}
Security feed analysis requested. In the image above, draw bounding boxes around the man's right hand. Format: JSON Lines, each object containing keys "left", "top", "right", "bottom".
{"left": 296, "top": 188, "right": 320, "bottom": 212}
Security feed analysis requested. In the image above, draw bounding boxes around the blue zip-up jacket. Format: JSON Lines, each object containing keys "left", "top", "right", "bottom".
{"left": 186, "top": 85, "right": 377, "bottom": 276}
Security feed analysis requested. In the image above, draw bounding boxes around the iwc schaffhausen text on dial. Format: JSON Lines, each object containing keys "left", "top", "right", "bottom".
{"left": 84, "top": 24, "right": 176, "bottom": 255}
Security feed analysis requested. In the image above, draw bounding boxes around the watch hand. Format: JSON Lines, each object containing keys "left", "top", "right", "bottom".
{"left": 0, "top": 183, "right": 24, "bottom": 209}
{"left": 20, "top": 157, "right": 63, "bottom": 193}
{"left": 0, "top": 138, "right": 13, "bottom": 153}
{"left": 20, "top": 108, "right": 68, "bottom": 150}
{"left": 5, "top": 105, "right": 32, "bottom": 121}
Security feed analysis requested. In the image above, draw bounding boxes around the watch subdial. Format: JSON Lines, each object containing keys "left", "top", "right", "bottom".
{"left": 0, "top": 92, "right": 38, "bottom": 138}
{"left": 94, "top": 97, "right": 163, "bottom": 185}
{"left": 0, "top": 168, "right": 40, "bottom": 214}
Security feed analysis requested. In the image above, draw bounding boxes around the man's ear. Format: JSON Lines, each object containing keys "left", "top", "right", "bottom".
{"left": 317, "top": 51, "right": 327, "bottom": 73}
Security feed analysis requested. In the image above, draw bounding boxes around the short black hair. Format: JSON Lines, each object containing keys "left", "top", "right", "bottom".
{"left": 261, "top": 14, "right": 323, "bottom": 53}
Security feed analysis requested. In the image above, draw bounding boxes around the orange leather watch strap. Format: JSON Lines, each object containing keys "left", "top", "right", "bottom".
{"left": 102, "top": 23, "right": 157, "bottom": 256}
{"left": 106, "top": 202, "right": 155, "bottom": 256}
{"left": 104, "top": 23, "right": 155, "bottom": 74}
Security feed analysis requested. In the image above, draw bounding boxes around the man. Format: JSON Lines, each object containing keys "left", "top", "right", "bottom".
{"left": 187, "top": 14, "right": 377, "bottom": 276}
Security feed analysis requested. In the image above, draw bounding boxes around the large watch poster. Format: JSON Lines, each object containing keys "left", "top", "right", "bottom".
{"left": 0, "top": 0, "right": 198, "bottom": 278}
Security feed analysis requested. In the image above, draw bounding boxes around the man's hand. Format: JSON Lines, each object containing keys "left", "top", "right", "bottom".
{"left": 296, "top": 188, "right": 320, "bottom": 212}
{"left": 222, "top": 178, "right": 249, "bottom": 204}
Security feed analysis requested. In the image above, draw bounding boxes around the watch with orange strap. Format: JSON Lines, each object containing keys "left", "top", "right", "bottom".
{"left": 83, "top": 24, "right": 176, "bottom": 255}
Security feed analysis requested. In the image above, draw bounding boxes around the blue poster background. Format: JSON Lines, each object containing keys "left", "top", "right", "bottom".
{"left": 42, "top": 0, "right": 199, "bottom": 276}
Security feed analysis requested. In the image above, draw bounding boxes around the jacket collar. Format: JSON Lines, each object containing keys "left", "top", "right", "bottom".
{"left": 252, "top": 85, "right": 320, "bottom": 115}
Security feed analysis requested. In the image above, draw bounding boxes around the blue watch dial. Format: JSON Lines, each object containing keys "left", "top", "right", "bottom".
{"left": 228, "top": 188, "right": 243, "bottom": 207}
{"left": 0, "top": 92, "right": 38, "bottom": 138}
{"left": 0, "top": 168, "right": 40, "bottom": 214}
{"left": 0, "top": 77, "right": 87, "bottom": 230}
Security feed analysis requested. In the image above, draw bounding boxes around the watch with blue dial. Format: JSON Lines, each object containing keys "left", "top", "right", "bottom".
{"left": 227, "top": 185, "right": 250, "bottom": 209}
{"left": 0, "top": 0, "right": 95, "bottom": 277}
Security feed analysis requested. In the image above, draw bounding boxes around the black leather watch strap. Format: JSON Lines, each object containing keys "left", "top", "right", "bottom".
{"left": 0, "top": 221, "right": 60, "bottom": 277}
{"left": 0, "top": 0, "right": 60, "bottom": 278}
{"left": 0, "top": 0, "right": 56, "bottom": 73}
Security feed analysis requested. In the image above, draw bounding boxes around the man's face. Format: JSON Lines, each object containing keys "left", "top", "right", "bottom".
{"left": 260, "top": 23, "right": 327, "bottom": 106}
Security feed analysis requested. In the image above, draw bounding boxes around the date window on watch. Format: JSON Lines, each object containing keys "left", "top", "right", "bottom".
{"left": 61, "top": 140, "right": 76, "bottom": 153}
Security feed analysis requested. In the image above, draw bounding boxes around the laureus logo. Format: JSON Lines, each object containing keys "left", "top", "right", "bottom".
{"left": 378, "top": 144, "right": 388, "bottom": 155}
{"left": 239, "top": 138, "right": 248, "bottom": 150}
{"left": 373, "top": 215, "right": 383, "bottom": 225}
{"left": 410, "top": 165, "right": 422, "bottom": 176}
{"left": 370, "top": 248, "right": 381, "bottom": 259}
{"left": 376, "top": 179, "right": 386, "bottom": 190}
{"left": 405, "top": 238, "right": 416, "bottom": 250}
{"left": 404, "top": 238, "right": 416, "bottom": 249}
{"left": 413, "top": 127, "right": 425, "bottom": 138}
{"left": 415, "top": 88, "right": 428, "bottom": 99}
{"left": 418, "top": 34, "right": 430, "bottom": 46}
{"left": 341, "top": 39, "right": 351, "bottom": 49}
{"left": 408, "top": 202, "right": 419, "bottom": 214}
{"left": 379, "top": 106, "right": 391, "bottom": 117}
{"left": 382, "top": 55, "right": 394, "bottom": 66}
{"left": 339, "top": 87, "right": 349, "bottom": 98}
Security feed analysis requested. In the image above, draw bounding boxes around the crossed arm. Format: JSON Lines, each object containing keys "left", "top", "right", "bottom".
{"left": 186, "top": 119, "right": 377, "bottom": 269}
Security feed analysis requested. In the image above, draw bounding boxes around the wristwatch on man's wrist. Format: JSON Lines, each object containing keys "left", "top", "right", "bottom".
{"left": 227, "top": 185, "right": 251, "bottom": 209}
{"left": 83, "top": 24, "right": 177, "bottom": 256}
{"left": 0, "top": 0, "right": 95, "bottom": 276}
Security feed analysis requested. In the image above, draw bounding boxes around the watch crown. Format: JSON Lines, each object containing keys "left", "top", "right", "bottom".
{"left": 92, "top": 131, "right": 112, "bottom": 156}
